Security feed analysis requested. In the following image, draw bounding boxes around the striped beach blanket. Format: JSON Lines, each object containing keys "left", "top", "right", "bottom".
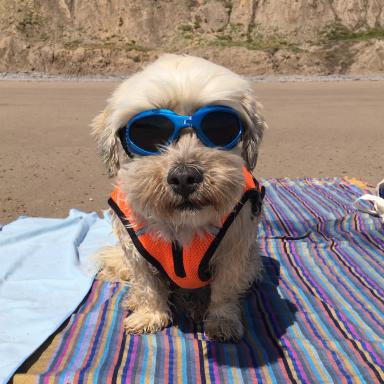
{"left": 12, "top": 178, "right": 384, "bottom": 383}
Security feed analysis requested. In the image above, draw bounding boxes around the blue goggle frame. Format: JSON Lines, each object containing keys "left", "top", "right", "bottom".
{"left": 118, "top": 105, "right": 243, "bottom": 156}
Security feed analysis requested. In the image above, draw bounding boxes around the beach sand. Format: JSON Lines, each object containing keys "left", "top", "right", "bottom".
{"left": 1, "top": 80, "right": 383, "bottom": 223}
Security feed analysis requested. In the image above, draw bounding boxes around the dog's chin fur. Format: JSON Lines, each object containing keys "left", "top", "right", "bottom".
{"left": 118, "top": 134, "right": 244, "bottom": 244}
{"left": 92, "top": 54, "right": 267, "bottom": 342}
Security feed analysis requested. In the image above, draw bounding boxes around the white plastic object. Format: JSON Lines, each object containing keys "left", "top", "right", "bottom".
{"left": 355, "top": 179, "right": 384, "bottom": 222}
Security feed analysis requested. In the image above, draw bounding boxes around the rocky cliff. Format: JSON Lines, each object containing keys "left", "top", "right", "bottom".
{"left": 1, "top": 0, "right": 383, "bottom": 75}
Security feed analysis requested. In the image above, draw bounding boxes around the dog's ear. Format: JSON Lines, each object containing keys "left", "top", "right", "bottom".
{"left": 240, "top": 90, "right": 267, "bottom": 171}
{"left": 91, "top": 108, "right": 120, "bottom": 177}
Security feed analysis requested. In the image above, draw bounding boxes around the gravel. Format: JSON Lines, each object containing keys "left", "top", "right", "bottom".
{"left": 1, "top": 72, "right": 384, "bottom": 82}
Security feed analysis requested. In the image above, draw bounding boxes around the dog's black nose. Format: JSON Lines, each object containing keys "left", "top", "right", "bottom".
{"left": 167, "top": 166, "right": 203, "bottom": 197}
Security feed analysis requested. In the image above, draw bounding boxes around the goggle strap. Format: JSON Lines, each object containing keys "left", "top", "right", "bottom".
{"left": 118, "top": 128, "right": 134, "bottom": 158}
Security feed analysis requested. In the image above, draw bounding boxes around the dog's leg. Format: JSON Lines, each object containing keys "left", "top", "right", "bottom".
{"left": 107, "top": 215, "right": 172, "bottom": 334}
{"left": 123, "top": 249, "right": 172, "bottom": 334}
{"left": 204, "top": 209, "right": 262, "bottom": 342}
{"left": 95, "top": 245, "right": 131, "bottom": 282}
{"left": 95, "top": 243, "right": 171, "bottom": 333}
{"left": 204, "top": 247, "right": 259, "bottom": 342}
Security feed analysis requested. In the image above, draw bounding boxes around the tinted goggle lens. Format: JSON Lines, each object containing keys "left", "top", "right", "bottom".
{"left": 121, "top": 108, "right": 242, "bottom": 155}
{"left": 200, "top": 111, "right": 241, "bottom": 147}
{"left": 129, "top": 115, "right": 174, "bottom": 153}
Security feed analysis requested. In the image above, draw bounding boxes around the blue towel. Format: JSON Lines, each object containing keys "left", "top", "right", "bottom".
{"left": 0, "top": 210, "right": 116, "bottom": 383}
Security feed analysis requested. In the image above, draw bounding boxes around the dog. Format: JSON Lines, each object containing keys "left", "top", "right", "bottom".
{"left": 92, "top": 54, "right": 267, "bottom": 342}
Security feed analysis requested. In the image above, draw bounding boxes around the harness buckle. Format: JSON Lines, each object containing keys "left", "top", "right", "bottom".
{"left": 183, "top": 117, "right": 192, "bottom": 126}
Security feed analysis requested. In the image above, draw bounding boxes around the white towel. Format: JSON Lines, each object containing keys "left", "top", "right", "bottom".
{"left": 0, "top": 210, "right": 116, "bottom": 383}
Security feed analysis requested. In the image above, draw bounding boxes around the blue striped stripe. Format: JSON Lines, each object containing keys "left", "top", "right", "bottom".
{"left": 268, "top": 242, "right": 360, "bottom": 382}
{"left": 139, "top": 332, "right": 150, "bottom": 384}
{"left": 77, "top": 291, "right": 111, "bottom": 383}
{"left": 56, "top": 282, "right": 114, "bottom": 384}
{"left": 94, "top": 285, "right": 126, "bottom": 382}
{"left": 121, "top": 329, "right": 135, "bottom": 381}
{"left": 266, "top": 235, "right": 362, "bottom": 381}
{"left": 149, "top": 335, "right": 158, "bottom": 384}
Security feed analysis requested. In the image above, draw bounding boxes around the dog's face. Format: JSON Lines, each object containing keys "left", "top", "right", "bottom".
{"left": 118, "top": 133, "right": 244, "bottom": 231}
{"left": 92, "top": 54, "right": 266, "bottom": 238}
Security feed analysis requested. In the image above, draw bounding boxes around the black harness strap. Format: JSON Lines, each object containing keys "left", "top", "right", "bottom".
{"left": 171, "top": 241, "right": 186, "bottom": 278}
{"left": 108, "top": 198, "right": 173, "bottom": 282}
{"left": 198, "top": 188, "right": 263, "bottom": 281}
{"left": 108, "top": 183, "right": 265, "bottom": 289}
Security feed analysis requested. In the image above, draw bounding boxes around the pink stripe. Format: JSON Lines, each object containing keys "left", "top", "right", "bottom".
{"left": 60, "top": 282, "right": 108, "bottom": 383}
{"left": 280, "top": 236, "right": 378, "bottom": 380}
{"left": 281, "top": 335, "right": 311, "bottom": 382}
{"left": 278, "top": 275, "right": 350, "bottom": 380}
{"left": 44, "top": 281, "right": 101, "bottom": 383}
{"left": 106, "top": 323, "right": 125, "bottom": 381}
{"left": 306, "top": 243, "right": 383, "bottom": 365}
{"left": 208, "top": 342, "right": 221, "bottom": 383}
{"left": 126, "top": 335, "right": 139, "bottom": 382}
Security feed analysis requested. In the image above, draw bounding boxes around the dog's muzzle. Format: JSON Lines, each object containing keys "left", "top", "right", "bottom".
{"left": 167, "top": 165, "right": 203, "bottom": 198}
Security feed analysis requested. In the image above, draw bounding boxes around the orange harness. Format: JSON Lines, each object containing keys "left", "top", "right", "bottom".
{"left": 108, "top": 166, "right": 264, "bottom": 289}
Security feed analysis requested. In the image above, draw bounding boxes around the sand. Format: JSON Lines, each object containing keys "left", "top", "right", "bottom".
{"left": 1, "top": 80, "right": 383, "bottom": 224}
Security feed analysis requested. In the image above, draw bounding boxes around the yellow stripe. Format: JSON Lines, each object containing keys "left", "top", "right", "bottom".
{"left": 144, "top": 335, "right": 154, "bottom": 383}
{"left": 89, "top": 284, "right": 122, "bottom": 382}
{"left": 320, "top": 259, "right": 382, "bottom": 335}
{"left": 229, "top": 346, "right": 241, "bottom": 383}
{"left": 268, "top": 191, "right": 370, "bottom": 379}
{"left": 58, "top": 281, "right": 104, "bottom": 373}
{"left": 175, "top": 327, "right": 183, "bottom": 383}
{"left": 115, "top": 333, "right": 131, "bottom": 379}
{"left": 286, "top": 277, "right": 359, "bottom": 379}
{"left": 254, "top": 290, "right": 303, "bottom": 384}
{"left": 289, "top": 322, "right": 330, "bottom": 381}
{"left": 283, "top": 249, "right": 383, "bottom": 380}
{"left": 202, "top": 340, "right": 210, "bottom": 383}
{"left": 344, "top": 177, "right": 367, "bottom": 189}
{"left": 273, "top": 194, "right": 383, "bottom": 379}
{"left": 327, "top": 304, "right": 384, "bottom": 379}
{"left": 304, "top": 250, "right": 384, "bottom": 376}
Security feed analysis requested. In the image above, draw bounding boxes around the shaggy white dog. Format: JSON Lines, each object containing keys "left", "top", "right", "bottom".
{"left": 92, "top": 54, "right": 267, "bottom": 342}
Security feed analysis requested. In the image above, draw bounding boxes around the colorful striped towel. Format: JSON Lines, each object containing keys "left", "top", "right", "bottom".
{"left": 12, "top": 178, "right": 384, "bottom": 383}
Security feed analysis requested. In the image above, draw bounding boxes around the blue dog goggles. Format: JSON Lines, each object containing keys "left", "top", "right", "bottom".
{"left": 118, "top": 105, "right": 243, "bottom": 156}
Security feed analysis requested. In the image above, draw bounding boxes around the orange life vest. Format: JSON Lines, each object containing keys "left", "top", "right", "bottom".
{"left": 108, "top": 166, "right": 264, "bottom": 289}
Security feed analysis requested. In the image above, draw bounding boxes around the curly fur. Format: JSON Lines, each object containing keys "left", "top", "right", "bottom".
{"left": 92, "top": 54, "right": 266, "bottom": 342}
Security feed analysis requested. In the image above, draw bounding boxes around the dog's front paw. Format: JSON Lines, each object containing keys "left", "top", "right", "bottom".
{"left": 204, "top": 315, "right": 244, "bottom": 342}
{"left": 124, "top": 310, "right": 172, "bottom": 334}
